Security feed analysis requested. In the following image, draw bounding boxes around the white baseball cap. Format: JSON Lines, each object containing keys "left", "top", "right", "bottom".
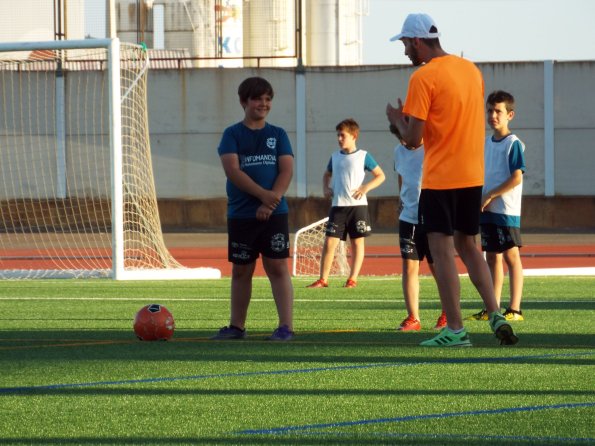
{"left": 389, "top": 13, "right": 441, "bottom": 41}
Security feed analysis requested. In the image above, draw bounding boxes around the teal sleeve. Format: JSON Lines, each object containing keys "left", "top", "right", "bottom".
{"left": 508, "top": 140, "right": 526, "bottom": 173}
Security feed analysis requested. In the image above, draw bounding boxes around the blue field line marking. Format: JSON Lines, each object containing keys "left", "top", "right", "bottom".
{"left": 0, "top": 350, "right": 592, "bottom": 395}
{"left": 237, "top": 402, "right": 595, "bottom": 435}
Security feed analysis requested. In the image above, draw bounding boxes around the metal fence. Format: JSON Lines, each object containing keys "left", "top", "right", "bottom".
{"left": 2, "top": 0, "right": 369, "bottom": 67}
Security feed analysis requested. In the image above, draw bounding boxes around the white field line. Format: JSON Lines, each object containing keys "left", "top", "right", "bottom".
{"left": 1, "top": 297, "right": 593, "bottom": 303}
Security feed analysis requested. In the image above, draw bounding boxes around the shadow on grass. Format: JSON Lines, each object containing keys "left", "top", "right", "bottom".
{"left": 5, "top": 386, "right": 594, "bottom": 397}
{"left": 0, "top": 435, "right": 566, "bottom": 445}
{"left": 1, "top": 330, "right": 594, "bottom": 362}
{"left": 457, "top": 300, "right": 595, "bottom": 311}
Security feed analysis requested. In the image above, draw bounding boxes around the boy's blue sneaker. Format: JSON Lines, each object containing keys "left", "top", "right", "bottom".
{"left": 420, "top": 327, "right": 472, "bottom": 347}
{"left": 268, "top": 325, "right": 294, "bottom": 341}
{"left": 489, "top": 312, "right": 519, "bottom": 345}
{"left": 210, "top": 325, "right": 246, "bottom": 340}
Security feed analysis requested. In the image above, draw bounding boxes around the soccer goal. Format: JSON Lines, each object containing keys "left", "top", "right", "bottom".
{"left": 292, "top": 217, "right": 350, "bottom": 277}
{"left": 0, "top": 38, "right": 220, "bottom": 280}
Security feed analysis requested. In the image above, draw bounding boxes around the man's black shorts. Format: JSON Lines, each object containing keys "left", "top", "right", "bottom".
{"left": 419, "top": 186, "right": 482, "bottom": 236}
{"left": 399, "top": 220, "right": 433, "bottom": 263}
{"left": 227, "top": 213, "right": 290, "bottom": 264}
{"left": 325, "top": 206, "right": 372, "bottom": 241}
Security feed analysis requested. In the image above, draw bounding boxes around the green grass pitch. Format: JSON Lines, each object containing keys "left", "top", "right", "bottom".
{"left": 0, "top": 276, "right": 593, "bottom": 445}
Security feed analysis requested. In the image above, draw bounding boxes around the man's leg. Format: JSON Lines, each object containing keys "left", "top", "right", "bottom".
{"left": 427, "top": 232, "right": 463, "bottom": 330}
{"left": 454, "top": 232, "right": 499, "bottom": 314}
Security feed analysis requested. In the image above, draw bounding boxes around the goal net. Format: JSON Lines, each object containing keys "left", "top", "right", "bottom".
{"left": 292, "top": 217, "right": 350, "bottom": 277}
{"left": 0, "top": 38, "right": 220, "bottom": 280}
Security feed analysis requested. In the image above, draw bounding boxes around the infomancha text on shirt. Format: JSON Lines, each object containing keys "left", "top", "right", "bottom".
{"left": 241, "top": 154, "right": 277, "bottom": 168}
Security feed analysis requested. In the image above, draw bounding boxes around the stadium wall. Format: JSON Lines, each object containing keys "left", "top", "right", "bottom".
{"left": 155, "top": 196, "right": 595, "bottom": 232}
{"left": 2, "top": 61, "right": 592, "bottom": 232}
{"left": 146, "top": 61, "right": 595, "bottom": 231}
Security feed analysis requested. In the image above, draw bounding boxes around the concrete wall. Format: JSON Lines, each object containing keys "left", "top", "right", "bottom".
{"left": 2, "top": 60, "right": 593, "bottom": 232}
{"left": 146, "top": 61, "right": 595, "bottom": 231}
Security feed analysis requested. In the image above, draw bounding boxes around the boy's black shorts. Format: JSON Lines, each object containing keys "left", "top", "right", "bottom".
{"left": 325, "top": 206, "right": 372, "bottom": 241}
{"left": 399, "top": 220, "right": 433, "bottom": 263}
{"left": 227, "top": 213, "right": 290, "bottom": 264}
{"left": 419, "top": 186, "right": 482, "bottom": 236}
{"left": 480, "top": 224, "right": 522, "bottom": 253}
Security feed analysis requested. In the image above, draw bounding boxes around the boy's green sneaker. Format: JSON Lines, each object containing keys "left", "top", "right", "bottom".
{"left": 489, "top": 312, "right": 519, "bottom": 345}
{"left": 420, "top": 328, "right": 472, "bottom": 347}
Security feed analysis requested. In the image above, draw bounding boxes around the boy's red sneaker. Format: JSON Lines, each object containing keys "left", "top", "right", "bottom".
{"left": 306, "top": 278, "right": 328, "bottom": 288}
{"left": 343, "top": 279, "right": 357, "bottom": 288}
{"left": 434, "top": 311, "right": 447, "bottom": 330}
{"left": 397, "top": 315, "right": 421, "bottom": 331}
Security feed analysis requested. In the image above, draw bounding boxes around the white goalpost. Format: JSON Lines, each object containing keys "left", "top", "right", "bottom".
{"left": 292, "top": 217, "right": 350, "bottom": 277}
{"left": 0, "top": 38, "right": 220, "bottom": 280}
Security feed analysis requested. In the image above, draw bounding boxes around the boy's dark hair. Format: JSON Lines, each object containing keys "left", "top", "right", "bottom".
{"left": 336, "top": 118, "right": 360, "bottom": 138}
{"left": 238, "top": 77, "right": 274, "bottom": 103}
{"left": 389, "top": 123, "right": 403, "bottom": 140}
{"left": 487, "top": 90, "right": 515, "bottom": 112}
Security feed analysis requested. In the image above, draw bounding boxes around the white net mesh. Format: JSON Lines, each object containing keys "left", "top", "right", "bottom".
{"left": 292, "top": 217, "right": 350, "bottom": 277}
{"left": 0, "top": 41, "right": 218, "bottom": 279}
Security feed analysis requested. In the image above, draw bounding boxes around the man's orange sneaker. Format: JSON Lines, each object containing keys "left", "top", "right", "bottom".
{"left": 306, "top": 278, "right": 328, "bottom": 288}
{"left": 397, "top": 315, "right": 421, "bottom": 331}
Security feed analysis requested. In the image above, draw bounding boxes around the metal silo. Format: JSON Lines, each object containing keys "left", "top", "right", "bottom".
{"left": 305, "top": 0, "right": 365, "bottom": 66}
{"left": 242, "top": 0, "right": 296, "bottom": 67}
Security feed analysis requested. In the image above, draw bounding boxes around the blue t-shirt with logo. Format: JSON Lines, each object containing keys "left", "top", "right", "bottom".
{"left": 218, "top": 122, "right": 293, "bottom": 218}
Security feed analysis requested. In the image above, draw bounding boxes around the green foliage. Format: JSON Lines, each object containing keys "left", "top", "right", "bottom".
{"left": 0, "top": 276, "right": 594, "bottom": 445}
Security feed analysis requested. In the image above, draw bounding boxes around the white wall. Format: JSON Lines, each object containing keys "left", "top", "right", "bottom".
{"left": 147, "top": 61, "right": 595, "bottom": 199}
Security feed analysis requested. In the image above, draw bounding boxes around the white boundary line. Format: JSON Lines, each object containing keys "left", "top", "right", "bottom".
{"left": 523, "top": 267, "right": 595, "bottom": 276}
{"left": 2, "top": 297, "right": 593, "bottom": 303}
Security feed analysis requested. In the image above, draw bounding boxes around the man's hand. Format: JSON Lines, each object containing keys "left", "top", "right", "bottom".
{"left": 386, "top": 98, "right": 405, "bottom": 127}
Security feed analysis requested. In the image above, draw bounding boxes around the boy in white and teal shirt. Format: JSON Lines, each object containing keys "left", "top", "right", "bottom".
{"left": 468, "top": 90, "right": 526, "bottom": 322}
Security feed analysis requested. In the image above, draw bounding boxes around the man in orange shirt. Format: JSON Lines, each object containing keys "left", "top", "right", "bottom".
{"left": 386, "top": 13, "right": 518, "bottom": 347}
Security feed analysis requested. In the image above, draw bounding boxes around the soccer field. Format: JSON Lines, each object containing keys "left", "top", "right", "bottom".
{"left": 0, "top": 276, "right": 593, "bottom": 445}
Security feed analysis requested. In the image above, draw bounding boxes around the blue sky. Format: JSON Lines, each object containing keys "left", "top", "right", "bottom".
{"left": 362, "top": 0, "right": 595, "bottom": 64}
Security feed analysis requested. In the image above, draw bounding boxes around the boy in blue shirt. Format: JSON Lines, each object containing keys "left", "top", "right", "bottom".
{"left": 212, "top": 77, "right": 295, "bottom": 341}
{"left": 468, "top": 90, "right": 526, "bottom": 321}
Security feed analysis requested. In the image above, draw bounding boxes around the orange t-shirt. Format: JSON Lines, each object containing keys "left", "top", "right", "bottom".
{"left": 403, "top": 55, "right": 485, "bottom": 189}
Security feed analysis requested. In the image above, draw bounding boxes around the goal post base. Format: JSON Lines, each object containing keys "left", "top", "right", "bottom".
{"left": 0, "top": 268, "right": 221, "bottom": 280}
